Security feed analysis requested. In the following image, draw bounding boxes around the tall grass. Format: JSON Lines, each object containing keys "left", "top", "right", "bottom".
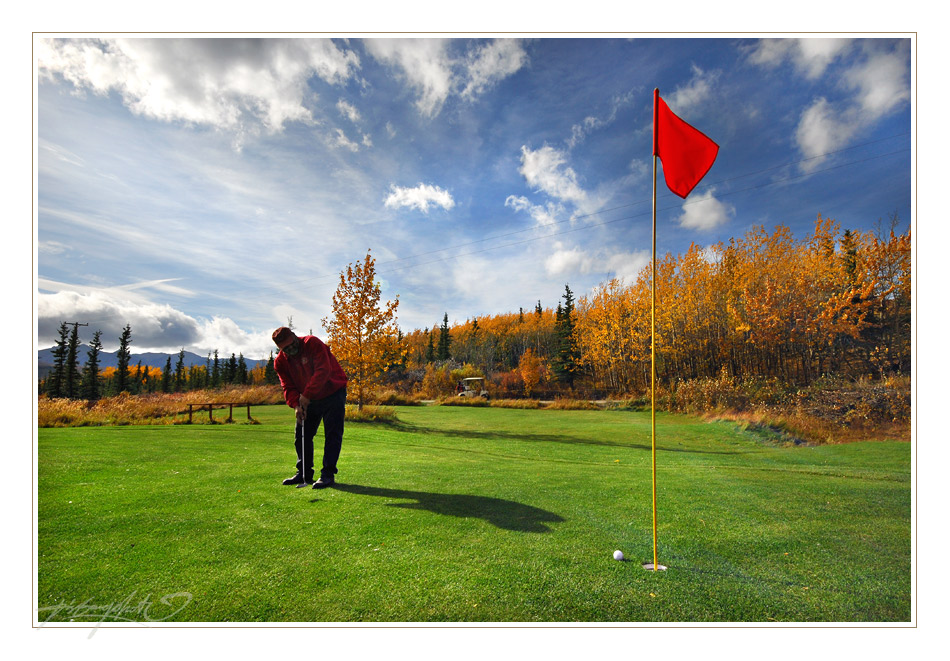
{"left": 38, "top": 386, "right": 286, "bottom": 427}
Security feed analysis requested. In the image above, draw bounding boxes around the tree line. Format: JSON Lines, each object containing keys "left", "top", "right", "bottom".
{"left": 394, "top": 214, "right": 910, "bottom": 396}
{"left": 40, "top": 323, "right": 283, "bottom": 401}
{"left": 39, "top": 213, "right": 911, "bottom": 403}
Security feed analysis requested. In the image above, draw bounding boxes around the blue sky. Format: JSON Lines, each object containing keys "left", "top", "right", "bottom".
{"left": 35, "top": 36, "right": 912, "bottom": 360}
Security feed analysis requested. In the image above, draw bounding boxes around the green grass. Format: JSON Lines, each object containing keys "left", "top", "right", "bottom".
{"left": 37, "top": 405, "right": 911, "bottom": 623}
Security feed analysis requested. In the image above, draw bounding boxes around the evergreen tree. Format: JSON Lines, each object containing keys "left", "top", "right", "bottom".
{"left": 212, "top": 350, "right": 221, "bottom": 388}
{"left": 226, "top": 353, "right": 238, "bottom": 384}
{"left": 237, "top": 354, "right": 248, "bottom": 385}
{"left": 47, "top": 322, "right": 70, "bottom": 398}
{"left": 64, "top": 323, "right": 81, "bottom": 398}
{"left": 437, "top": 313, "right": 451, "bottom": 360}
{"left": 424, "top": 327, "right": 434, "bottom": 363}
{"left": 264, "top": 351, "right": 278, "bottom": 385}
{"left": 535, "top": 300, "right": 543, "bottom": 316}
{"left": 80, "top": 330, "right": 104, "bottom": 402}
{"left": 114, "top": 324, "right": 132, "bottom": 395}
{"left": 161, "top": 356, "right": 173, "bottom": 393}
{"left": 175, "top": 349, "right": 186, "bottom": 392}
{"left": 553, "top": 284, "right": 579, "bottom": 388}
{"left": 141, "top": 362, "right": 150, "bottom": 393}
{"left": 205, "top": 353, "right": 212, "bottom": 389}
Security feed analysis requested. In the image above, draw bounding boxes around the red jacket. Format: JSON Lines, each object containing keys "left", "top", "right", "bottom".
{"left": 274, "top": 335, "right": 348, "bottom": 408}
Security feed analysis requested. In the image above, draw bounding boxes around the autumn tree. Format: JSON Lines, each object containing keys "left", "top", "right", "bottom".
{"left": 323, "top": 250, "right": 402, "bottom": 410}
{"left": 519, "top": 348, "right": 542, "bottom": 396}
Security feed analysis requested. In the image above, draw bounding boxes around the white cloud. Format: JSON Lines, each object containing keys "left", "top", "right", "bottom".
{"left": 337, "top": 98, "right": 362, "bottom": 123}
{"left": 460, "top": 39, "right": 528, "bottom": 100}
{"left": 545, "top": 244, "right": 594, "bottom": 276}
{"left": 676, "top": 188, "right": 735, "bottom": 231}
{"left": 518, "top": 145, "right": 587, "bottom": 205}
{"left": 37, "top": 288, "right": 277, "bottom": 358}
{"left": 666, "top": 65, "right": 718, "bottom": 115}
{"left": 384, "top": 183, "right": 455, "bottom": 213}
{"left": 844, "top": 45, "right": 911, "bottom": 117}
{"left": 37, "top": 38, "right": 360, "bottom": 135}
{"left": 333, "top": 128, "right": 361, "bottom": 152}
{"left": 365, "top": 39, "right": 453, "bottom": 118}
{"left": 567, "top": 91, "right": 634, "bottom": 149}
{"left": 504, "top": 195, "right": 563, "bottom": 227}
{"left": 795, "top": 97, "right": 857, "bottom": 168}
{"left": 366, "top": 38, "right": 528, "bottom": 118}
{"left": 747, "top": 38, "right": 852, "bottom": 79}
{"left": 545, "top": 242, "right": 650, "bottom": 283}
{"left": 748, "top": 38, "right": 909, "bottom": 170}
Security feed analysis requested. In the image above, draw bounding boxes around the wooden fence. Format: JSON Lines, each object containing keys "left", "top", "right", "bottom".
{"left": 187, "top": 402, "right": 253, "bottom": 424}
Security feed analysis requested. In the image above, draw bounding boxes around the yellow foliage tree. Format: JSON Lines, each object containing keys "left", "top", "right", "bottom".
{"left": 322, "top": 250, "right": 402, "bottom": 410}
{"left": 519, "top": 348, "right": 542, "bottom": 396}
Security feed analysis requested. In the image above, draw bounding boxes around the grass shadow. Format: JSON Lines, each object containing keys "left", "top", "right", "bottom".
{"left": 403, "top": 423, "right": 749, "bottom": 455}
{"left": 331, "top": 483, "right": 565, "bottom": 533}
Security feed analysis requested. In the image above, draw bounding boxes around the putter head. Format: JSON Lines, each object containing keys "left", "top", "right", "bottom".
{"left": 296, "top": 480, "right": 311, "bottom": 488}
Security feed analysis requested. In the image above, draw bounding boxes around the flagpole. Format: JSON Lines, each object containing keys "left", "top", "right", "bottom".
{"left": 650, "top": 88, "right": 660, "bottom": 572}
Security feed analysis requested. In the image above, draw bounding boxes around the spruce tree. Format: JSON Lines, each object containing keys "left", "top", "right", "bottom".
{"left": 80, "top": 330, "right": 104, "bottom": 402}
{"left": 162, "top": 356, "right": 173, "bottom": 393}
{"left": 64, "top": 323, "right": 81, "bottom": 399}
{"left": 237, "top": 354, "right": 248, "bottom": 385}
{"left": 212, "top": 350, "right": 221, "bottom": 388}
{"left": 424, "top": 327, "right": 434, "bottom": 363}
{"left": 47, "top": 322, "right": 70, "bottom": 398}
{"left": 264, "top": 351, "right": 278, "bottom": 385}
{"left": 114, "top": 324, "right": 132, "bottom": 394}
{"left": 175, "top": 349, "right": 186, "bottom": 392}
{"left": 437, "top": 313, "right": 451, "bottom": 360}
{"left": 553, "top": 284, "right": 579, "bottom": 388}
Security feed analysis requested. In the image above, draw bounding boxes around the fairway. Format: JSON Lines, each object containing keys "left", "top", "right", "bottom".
{"left": 36, "top": 405, "right": 911, "bottom": 623}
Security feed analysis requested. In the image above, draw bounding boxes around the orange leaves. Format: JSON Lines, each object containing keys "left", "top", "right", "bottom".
{"left": 573, "top": 217, "right": 910, "bottom": 389}
{"left": 323, "top": 250, "right": 402, "bottom": 409}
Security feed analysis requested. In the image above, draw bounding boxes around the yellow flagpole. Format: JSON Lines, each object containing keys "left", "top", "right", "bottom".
{"left": 651, "top": 131, "right": 659, "bottom": 572}
{"left": 649, "top": 88, "right": 662, "bottom": 572}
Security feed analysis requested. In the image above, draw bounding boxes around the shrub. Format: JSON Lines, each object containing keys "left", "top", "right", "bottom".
{"left": 541, "top": 399, "right": 600, "bottom": 411}
{"left": 439, "top": 396, "right": 490, "bottom": 407}
{"left": 488, "top": 399, "right": 541, "bottom": 409}
{"left": 344, "top": 404, "right": 398, "bottom": 423}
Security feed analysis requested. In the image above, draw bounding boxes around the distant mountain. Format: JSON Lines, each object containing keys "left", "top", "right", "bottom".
{"left": 36, "top": 346, "right": 262, "bottom": 379}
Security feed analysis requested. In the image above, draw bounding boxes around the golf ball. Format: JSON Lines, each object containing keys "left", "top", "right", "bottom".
{"left": 613, "top": 550, "right": 624, "bottom": 561}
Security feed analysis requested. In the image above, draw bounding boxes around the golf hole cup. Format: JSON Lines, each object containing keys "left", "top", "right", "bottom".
{"left": 613, "top": 550, "right": 624, "bottom": 561}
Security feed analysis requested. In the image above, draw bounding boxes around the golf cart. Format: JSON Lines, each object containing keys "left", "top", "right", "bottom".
{"left": 457, "top": 377, "right": 489, "bottom": 399}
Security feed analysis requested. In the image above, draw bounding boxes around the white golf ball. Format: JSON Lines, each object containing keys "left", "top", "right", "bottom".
{"left": 613, "top": 550, "right": 624, "bottom": 561}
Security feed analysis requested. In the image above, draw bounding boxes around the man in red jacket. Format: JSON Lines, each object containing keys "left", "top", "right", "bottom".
{"left": 272, "top": 327, "right": 348, "bottom": 488}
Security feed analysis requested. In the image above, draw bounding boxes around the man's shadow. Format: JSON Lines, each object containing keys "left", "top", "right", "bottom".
{"left": 330, "top": 483, "right": 564, "bottom": 533}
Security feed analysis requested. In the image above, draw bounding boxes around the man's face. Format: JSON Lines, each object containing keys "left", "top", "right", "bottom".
{"left": 278, "top": 335, "right": 300, "bottom": 356}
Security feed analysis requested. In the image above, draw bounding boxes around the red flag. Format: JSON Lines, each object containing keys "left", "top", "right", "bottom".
{"left": 653, "top": 89, "right": 719, "bottom": 198}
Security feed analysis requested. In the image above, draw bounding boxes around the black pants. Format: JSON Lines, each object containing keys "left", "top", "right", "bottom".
{"left": 295, "top": 387, "right": 346, "bottom": 480}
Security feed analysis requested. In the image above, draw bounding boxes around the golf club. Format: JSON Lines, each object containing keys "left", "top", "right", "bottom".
{"left": 295, "top": 413, "right": 310, "bottom": 488}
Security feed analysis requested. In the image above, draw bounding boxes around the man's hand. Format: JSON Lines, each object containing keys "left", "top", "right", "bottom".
{"left": 299, "top": 394, "right": 311, "bottom": 409}
{"left": 295, "top": 405, "right": 306, "bottom": 422}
